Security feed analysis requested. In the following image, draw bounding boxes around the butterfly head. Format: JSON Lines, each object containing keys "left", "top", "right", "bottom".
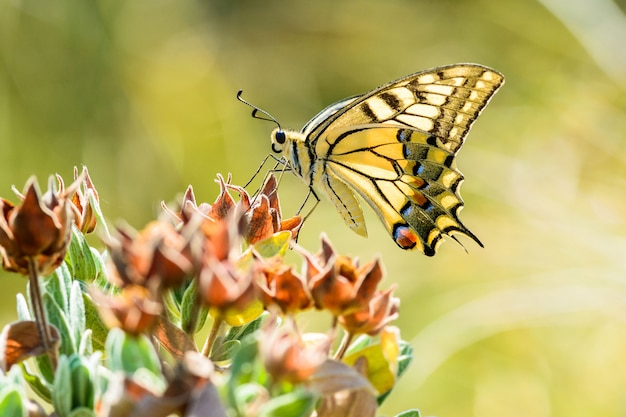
{"left": 270, "top": 128, "right": 287, "bottom": 153}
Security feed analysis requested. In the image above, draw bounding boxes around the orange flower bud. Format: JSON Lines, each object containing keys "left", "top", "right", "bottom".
{"left": 161, "top": 174, "right": 237, "bottom": 227}
{"left": 338, "top": 287, "right": 400, "bottom": 336}
{"left": 228, "top": 174, "right": 302, "bottom": 245}
{"left": 305, "top": 235, "right": 383, "bottom": 317}
{"left": 68, "top": 166, "right": 99, "bottom": 234}
{"left": 198, "top": 258, "right": 257, "bottom": 315}
{"left": 93, "top": 285, "right": 162, "bottom": 335}
{"left": 260, "top": 322, "right": 329, "bottom": 384}
{"left": 256, "top": 258, "right": 313, "bottom": 315}
{"left": 0, "top": 176, "right": 75, "bottom": 276}
{"left": 107, "top": 221, "right": 197, "bottom": 291}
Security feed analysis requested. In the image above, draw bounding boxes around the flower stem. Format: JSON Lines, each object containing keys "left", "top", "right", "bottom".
{"left": 27, "top": 257, "right": 57, "bottom": 368}
{"left": 334, "top": 331, "right": 354, "bottom": 360}
{"left": 201, "top": 316, "right": 224, "bottom": 357}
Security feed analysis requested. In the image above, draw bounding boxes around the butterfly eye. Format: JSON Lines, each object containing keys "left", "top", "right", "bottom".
{"left": 274, "top": 130, "right": 286, "bottom": 145}
{"left": 270, "top": 129, "right": 286, "bottom": 153}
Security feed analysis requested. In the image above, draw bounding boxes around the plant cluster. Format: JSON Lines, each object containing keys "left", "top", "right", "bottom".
{"left": 0, "top": 167, "right": 419, "bottom": 417}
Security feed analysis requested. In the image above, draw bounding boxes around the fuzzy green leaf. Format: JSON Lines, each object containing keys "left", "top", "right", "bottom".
{"left": 258, "top": 390, "right": 316, "bottom": 417}
{"left": 395, "top": 410, "right": 421, "bottom": 417}
{"left": 67, "top": 226, "right": 98, "bottom": 282}
{"left": 52, "top": 355, "right": 72, "bottom": 417}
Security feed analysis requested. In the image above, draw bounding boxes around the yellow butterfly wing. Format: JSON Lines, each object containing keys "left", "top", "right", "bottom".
{"left": 278, "top": 63, "right": 504, "bottom": 255}
{"left": 312, "top": 124, "right": 473, "bottom": 255}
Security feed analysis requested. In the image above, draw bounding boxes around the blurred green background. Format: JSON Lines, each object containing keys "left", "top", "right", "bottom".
{"left": 2, "top": 0, "right": 626, "bottom": 416}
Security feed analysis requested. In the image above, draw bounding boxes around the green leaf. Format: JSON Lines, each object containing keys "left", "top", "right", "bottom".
{"left": 69, "top": 281, "right": 87, "bottom": 348}
{"left": 41, "top": 264, "right": 70, "bottom": 314}
{"left": 67, "top": 226, "right": 98, "bottom": 282}
{"left": 81, "top": 292, "right": 108, "bottom": 351}
{"left": 226, "top": 337, "right": 261, "bottom": 411}
{"left": 165, "top": 281, "right": 187, "bottom": 319}
{"left": 43, "top": 292, "right": 76, "bottom": 355}
{"left": 78, "top": 330, "right": 93, "bottom": 356}
{"left": 394, "top": 410, "right": 421, "bottom": 417}
{"left": 234, "top": 383, "right": 267, "bottom": 410}
{"left": 69, "top": 355, "right": 95, "bottom": 410}
{"left": 258, "top": 390, "right": 316, "bottom": 417}
{"left": 224, "top": 311, "right": 268, "bottom": 343}
{"left": 180, "top": 279, "right": 207, "bottom": 334}
{"left": 210, "top": 339, "right": 241, "bottom": 362}
{"left": 68, "top": 408, "right": 97, "bottom": 417}
{"left": 20, "top": 363, "right": 52, "bottom": 403}
{"left": 0, "top": 367, "right": 30, "bottom": 416}
{"left": 33, "top": 348, "right": 56, "bottom": 385}
{"left": 87, "top": 187, "right": 110, "bottom": 241}
{"left": 396, "top": 340, "right": 414, "bottom": 380}
{"left": 0, "top": 389, "right": 28, "bottom": 417}
{"left": 52, "top": 355, "right": 72, "bottom": 417}
{"left": 229, "top": 337, "right": 259, "bottom": 384}
{"left": 105, "top": 329, "right": 161, "bottom": 376}
{"left": 15, "top": 294, "right": 31, "bottom": 321}
{"left": 89, "top": 247, "right": 108, "bottom": 287}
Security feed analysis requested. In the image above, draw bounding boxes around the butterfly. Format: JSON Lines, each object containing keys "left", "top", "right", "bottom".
{"left": 241, "top": 64, "right": 504, "bottom": 255}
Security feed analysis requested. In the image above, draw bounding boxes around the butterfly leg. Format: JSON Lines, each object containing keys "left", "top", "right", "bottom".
{"left": 245, "top": 155, "right": 292, "bottom": 215}
{"left": 244, "top": 153, "right": 285, "bottom": 189}
{"left": 287, "top": 187, "right": 320, "bottom": 243}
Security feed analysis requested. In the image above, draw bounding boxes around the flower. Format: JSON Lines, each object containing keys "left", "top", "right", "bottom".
{"left": 161, "top": 175, "right": 237, "bottom": 227}
{"left": 92, "top": 285, "right": 162, "bottom": 335}
{"left": 230, "top": 174, "right": 302, "bottom": 245}
{"left": 197, "top": 256, "right": 258, "bottom": 316}
{"left": 67, "top": 166, "right": 99, "bottom": 234}
{"left": 338, "top": 286, "right": 400, "bottom": 336}
{"left": 260, "top": 321, "right": 329, "bottom": 384}
{"left": 304, "top": 235, "right": 383, "bottom": 317}
{"left": 0, "top": 176, "right": 77, "bottom": 276}
{"left": 255, "top": 257, "right": 312, "bottom": 315}
{"left": 107, "top": 221, "right": 198, "bottom": 292}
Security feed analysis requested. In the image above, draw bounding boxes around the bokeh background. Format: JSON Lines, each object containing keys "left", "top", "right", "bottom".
{"left": 2, "top": 0, "right": 626, "bottom": 416}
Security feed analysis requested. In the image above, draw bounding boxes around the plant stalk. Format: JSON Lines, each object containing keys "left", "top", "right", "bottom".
{"left": 27, "top": 257, "right": 57, "bottom": 368}
{"left": 201, "top": 317, "right": 224, "bottom": 357}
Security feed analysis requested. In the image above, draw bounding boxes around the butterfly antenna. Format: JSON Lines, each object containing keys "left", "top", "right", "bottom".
{"left": 237, "top": 90, "right": 282, "bottom": 130}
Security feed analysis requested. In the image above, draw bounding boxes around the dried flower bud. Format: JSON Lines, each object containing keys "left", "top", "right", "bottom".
{"left": 231, "top": 174, "right": 302, "bottom": 244}
{"left": 68, "top": 166, "right": 99, "bottom": 234}
{"left": 260, "top": 322, "right": 329, "bottom": 384}
{"left": 338, "top": 287, "right": 399, "bottom": 336}
{"left": 161, "top": 180, "right": 230, "bottom": 226}
{"left": 198, "top": 257, "right": 257, "bottom": 315}
{"left": 304, "top": 235, "right": 383, "bottom": 316}
{"left": 162, "top": 176, "right": 241, "bottom": 264}
{"left": 93, "top": 285, "right": 162, "bottom": 335}
{"left": 256, "top": 258, "right": 312, "bottom": 315}
{"left": 0, "top": 176, "right": 76, "bottom": 276}
{"left": 107, "top": 221, "right": 197, "bottom": 291}
{"left": 200, "top": 216, "right": 233, "bottom": 264}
